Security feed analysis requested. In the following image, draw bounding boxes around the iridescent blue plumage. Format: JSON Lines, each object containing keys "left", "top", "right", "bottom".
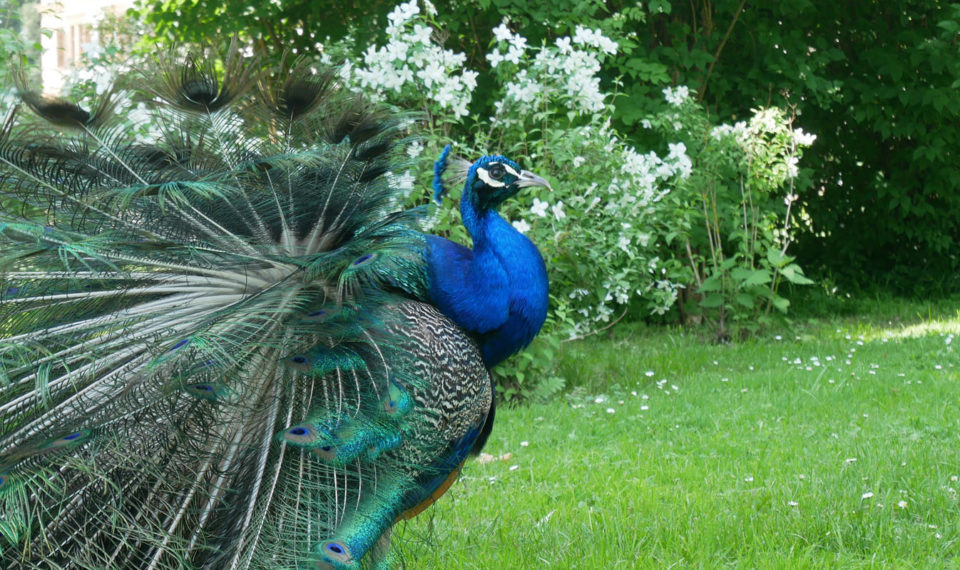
{"left": 426, "top": 154, "right": 551, "bottom": 367}
{"left": 432, "top": 143, "right": 453, "bottom": 203}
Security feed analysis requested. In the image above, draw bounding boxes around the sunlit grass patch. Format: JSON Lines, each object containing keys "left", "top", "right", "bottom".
{"left": 396, "top": 298, "right": 960, "bottom": 568}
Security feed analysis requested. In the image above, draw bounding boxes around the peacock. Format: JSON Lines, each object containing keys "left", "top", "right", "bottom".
{"left": 0, "top": 45, "right": 549, "bottom": 569}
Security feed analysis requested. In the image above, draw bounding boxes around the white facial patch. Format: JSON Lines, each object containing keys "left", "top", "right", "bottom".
{"left": 477, "top": 162, "right": 521, "bottom": 188}
{"left": 477, "top": 167, "right": 506, "bottom": 188}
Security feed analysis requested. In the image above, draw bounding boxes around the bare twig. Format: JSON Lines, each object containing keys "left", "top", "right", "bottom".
{"left": 698, "top": 0, "right": 748, "bottom": 102}
{"left": 561, "top": 306, "right": 630, "bottom": 343}
{"left": 685, "top": 239, "right": 703, "bottom": 288}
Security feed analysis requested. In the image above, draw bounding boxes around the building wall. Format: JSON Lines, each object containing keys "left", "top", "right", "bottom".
{"left": 38, "top": 0, "right": 135, "bottom": 92}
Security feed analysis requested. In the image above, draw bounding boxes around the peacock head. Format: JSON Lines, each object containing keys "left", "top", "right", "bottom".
{"left": 433, "top": 145, "right": 551, "bottom": 212}
{"left": 465, "top": 155, "right": 551, "bottom": 211}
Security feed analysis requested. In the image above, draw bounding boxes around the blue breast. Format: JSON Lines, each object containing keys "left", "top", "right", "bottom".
{"left": 424, "top": 214, "right": 548, "bottom": 368}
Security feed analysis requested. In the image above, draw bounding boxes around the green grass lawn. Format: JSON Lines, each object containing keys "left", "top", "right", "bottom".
{"left": 395, "top": 298, "right": 960, "bottom": 568}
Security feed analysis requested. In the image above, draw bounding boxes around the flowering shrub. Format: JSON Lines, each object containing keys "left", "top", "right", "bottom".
{"left": 647, "top": 95, "right": 818, "bottom": 338}
{"left": 326, "top": 0, "right": 818, "bottom": 395}
{"left": 55, "top": 0, "right": 817, "bottom": 399}
{"left": 339, "top": 0, "right": 476, "bottom": 121}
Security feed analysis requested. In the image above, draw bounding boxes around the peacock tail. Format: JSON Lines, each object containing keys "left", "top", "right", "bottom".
{"left": 0, "top": 46, "right": 496, "bottom": 569}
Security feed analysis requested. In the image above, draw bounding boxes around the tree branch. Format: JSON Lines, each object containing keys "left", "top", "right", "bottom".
{"left": 698, "top": 0, "right": 747, "bottom": 102}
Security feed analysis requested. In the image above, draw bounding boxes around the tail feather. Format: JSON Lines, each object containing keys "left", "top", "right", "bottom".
{"left": 0, "top": 46, "right": 489, "bottom": 569}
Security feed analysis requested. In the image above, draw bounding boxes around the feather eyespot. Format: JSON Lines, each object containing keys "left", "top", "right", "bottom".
{"left": 41, "top": 430, "right": 91, "bottom": 449}
{"left": 352, "top": 253, "right": 374, "bottom": 266}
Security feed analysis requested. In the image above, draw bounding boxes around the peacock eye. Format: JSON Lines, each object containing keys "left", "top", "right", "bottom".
{"left": 488, "top": 164, "right": 505, "bottom": 180}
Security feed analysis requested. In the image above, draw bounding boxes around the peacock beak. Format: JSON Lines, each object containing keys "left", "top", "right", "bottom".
{"left": 517, "top": 170, "right": 553, "bottom": 192}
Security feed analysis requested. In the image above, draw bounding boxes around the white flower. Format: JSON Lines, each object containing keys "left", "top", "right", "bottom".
{"left": 530, "top": 198, "right": 549, "bottom": 217}
{"left": 462, "top": 70, "right": 478, "bottom": 90}
{"left": 406, "top": 141, "right": 424, "bottom": 158}
{"left": 710, "top": 124, "right": 733, "bottom": 139}
{"left": 505, "top": 70, "right": 541, "bottom": 104}
{"left": 505, "top": 45, "right": 525, "bottom": 65}
{"left": 861, "top": 492, "right": 874, "bottom": 499}
{"left": 711, "top": 121, "right": 748, "bottom": 140}
{"left": 387, "top": 0, "right": 420, "bottom": 29}
{"left": 662, "top": 85, "right": 690, "bottom": 106}
{"left": 492, "top": 22, "right": 513, "bottom": 43}
{"left": 793, "top": 127, "right": 817, "bottom": 147}
{"left": 572, "top": 156, "right": 586, "bottom": 168}
{"left": 666, "top": 142, "right": 693, "bottom": 178}
{"left": 572, "top": 26, "right": 618, "bottom": 55}
{"left": 786, "top": 155, "right": 800, "bottom": 179}
{"left": 897, "top": 500, "right": 908, "bottom": 508}
{"left": 410, "top": 24, "right": 433, "bottom": 45}
{"left": 551, "top": 200, "right": 566, "bottom": 220}
{"left": 486, "top": 49, "right": 505, "bottom": 68}
{"left": 511, "top": 219, "right": 531, "bottom": 233}
{"left": 417, "top": 61, "right": 446, "bottom": 88}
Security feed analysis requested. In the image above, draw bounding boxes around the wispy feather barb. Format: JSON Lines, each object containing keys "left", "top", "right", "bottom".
{"left": 0, "top": 43, "right": 492, "bottom": 570}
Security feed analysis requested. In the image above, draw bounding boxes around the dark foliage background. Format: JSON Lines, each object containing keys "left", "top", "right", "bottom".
{"left": 133, "top": 0, "right": 960, "bottom": 295}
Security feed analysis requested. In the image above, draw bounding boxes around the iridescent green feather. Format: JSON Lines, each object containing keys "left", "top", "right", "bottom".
{"left": 0, "top": 46, "right": 491, "bottom": 570}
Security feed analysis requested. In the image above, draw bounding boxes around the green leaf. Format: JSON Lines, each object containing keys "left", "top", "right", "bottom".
{"left": 735, "top": 293, "right": 755, "bottom": 308}
{"left": 936, "top": 19, "right": 960, "bottom": 34}
{"left": 699, "top": 293, "right": 724, "bottom": 308}
{"left": 719, "top": 257, "right": 739, "bottom": 271}
{"left": 729, "top": 267, "right": 751, "bottom": 283}
{"left": 731, "top": 267, "right": 772, "bottom": 287}
{"left": 766, "top": 249, "right": 794, "bottom": 268}
{"left": 744, "top": 269, "right": 772, "bottom": 287}
{"left": 699, "top": 275, "right": 723, "bottom": 292}
{"left": 648, "top": 0, "right": 672, "bottom": 15}
{"left": 532, "top": 376, "right": 566, "bottom": 400}
{"left": 781, "top": 263, "right": 815, "bottom": 285}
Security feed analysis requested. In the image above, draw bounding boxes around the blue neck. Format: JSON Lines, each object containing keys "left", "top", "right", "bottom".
{"left": 460, "top": 195, "right": 496, "bottom": 252}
